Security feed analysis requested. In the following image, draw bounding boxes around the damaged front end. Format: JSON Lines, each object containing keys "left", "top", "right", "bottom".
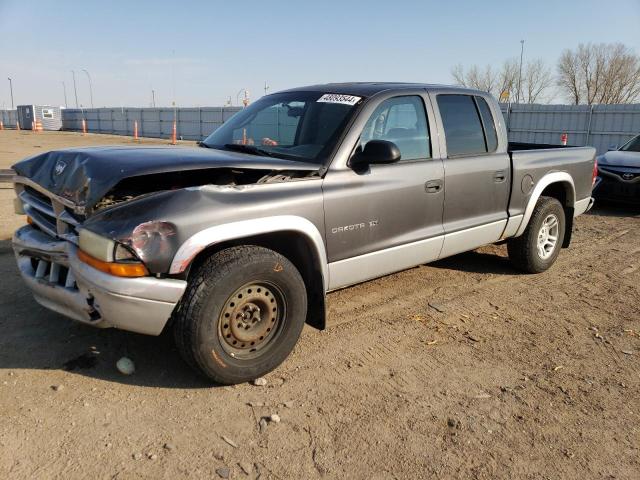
{"left": 94, "top": 167, "right": 318, "bottom": 211}
{"left": 11, "top": 145, "right": 321, "bottom": 335}
{"left": 12, "top": 225, "right": 187, "bottom": 335}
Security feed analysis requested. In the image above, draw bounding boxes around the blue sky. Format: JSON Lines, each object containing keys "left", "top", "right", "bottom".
{"left": 1, "top": 0, "right": 639, "bottom": 107}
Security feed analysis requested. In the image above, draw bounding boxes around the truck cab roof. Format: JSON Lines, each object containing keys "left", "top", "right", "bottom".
{"left": 278, "top": 82, "right": 486, "bottom": 97}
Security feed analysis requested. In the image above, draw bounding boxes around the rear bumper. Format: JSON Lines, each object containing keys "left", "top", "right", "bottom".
{"left": 12, "top": 225, "right": 187, "bottom": 335}
{"left": 574, "top": 197, "right": 594, "bottom": 216}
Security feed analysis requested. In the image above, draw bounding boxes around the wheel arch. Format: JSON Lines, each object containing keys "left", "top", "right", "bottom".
{"left": 170, "top": 216, "right": 328, "bottom": 330}
{"left": 515, "top": 173, "right": 576, "bottom": 238}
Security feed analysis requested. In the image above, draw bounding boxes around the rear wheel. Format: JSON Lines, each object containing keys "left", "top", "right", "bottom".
{"left": 507, "top": 196, "right": 566, "bottom": 273}
{"left": 173, "top": 245, "right": 307, "bottom": 384}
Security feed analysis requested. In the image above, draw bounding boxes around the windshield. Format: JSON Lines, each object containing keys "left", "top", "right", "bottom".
{"left": 202, "top": 91, "right": 363, "bottom": 164}
{"left": 620, "top": 135, "right": 640, "bottom": 152}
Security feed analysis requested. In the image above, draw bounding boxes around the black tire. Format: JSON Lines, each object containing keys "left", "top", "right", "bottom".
{"left": 507, "top": 196, "right": 566, "bottom": 273}
{"left": 173, "top": 245, "right": 307, "bottom": 384}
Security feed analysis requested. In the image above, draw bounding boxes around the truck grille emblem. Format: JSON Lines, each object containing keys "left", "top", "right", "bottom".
{"left": 54, "top": 160, "right": 67, "bottom": 176}
{"left": 622, "top": 172, "right": 634, "bottom": 180}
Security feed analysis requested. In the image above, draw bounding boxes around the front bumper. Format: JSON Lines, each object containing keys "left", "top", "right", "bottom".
{"left": 593, "top": 174, "right": 640, "bottom": 204}
{"left": 12, "top": 225, "right": 187, "bottom": 335}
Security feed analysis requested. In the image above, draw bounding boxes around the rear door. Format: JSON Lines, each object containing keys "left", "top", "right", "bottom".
{"left": 430, "top": 93, "right": 510, "bottom": 257}
{"left": 322, "top": 93, "right": 445, "bottom": 289}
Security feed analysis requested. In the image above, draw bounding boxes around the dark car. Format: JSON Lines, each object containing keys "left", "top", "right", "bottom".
{"left": 594, "top": 134, "right": 640, "bottom": 204}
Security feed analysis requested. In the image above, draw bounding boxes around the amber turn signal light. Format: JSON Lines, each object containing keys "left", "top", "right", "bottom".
{"left": 77, "top": 249, "right": 148, "bottom": 277}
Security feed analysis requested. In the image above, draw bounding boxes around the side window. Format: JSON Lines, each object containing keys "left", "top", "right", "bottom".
{"left": 437, "top": 94, "right": 486, "bottom": 156}
{"left": 475, "top": 97, "right": 498, "bottom": 152}
{"left": 360, "top": 96, "right": 431, "bottom": 161}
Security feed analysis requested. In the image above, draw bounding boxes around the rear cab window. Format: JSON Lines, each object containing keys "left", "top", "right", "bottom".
{"left": 475, "top": 97, "right": 498, "bottom": 152}
{"left": 436, "top": 94, "right": 499, "bottom": 156}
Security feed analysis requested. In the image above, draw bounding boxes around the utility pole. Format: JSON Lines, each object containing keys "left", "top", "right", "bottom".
{"left": 7, "top": 77, "right": 14, "bottom": 109}
{"left": 62, "top": 81, "right": 68, "bottom": 108}
{"left": 516, "top": 40, "right": 525, "bottom": 104}
{"left": 82, "top": 69, "right": 94, "bottom": 108}
{"left": 71, "top": 70, "right": 79, "bottom": 108}
{"left": 151, "top": 89, "right": 156, "bottom": 107}
{"left": 264, "top": 81, "right": 269, "bottom": 96}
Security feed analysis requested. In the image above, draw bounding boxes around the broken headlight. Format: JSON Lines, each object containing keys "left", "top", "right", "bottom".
{"left": 78, "top": 229, "right": 148, "bottom": 277}
{"left": 129, "top": 221, "right": 177, "bottom": 262}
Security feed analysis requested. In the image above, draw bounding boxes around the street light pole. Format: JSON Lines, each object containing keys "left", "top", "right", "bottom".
{"left": 62, "top": 81, "right": 68, "bottom": 108}
{"left": 516, "top": 40, "right": 525, "bottom": 104}
{"left": 7, "top": 77, "right": 14, "bottom": 109}
{"left": 82, "top": 69, "right": 94, "bottom": 108}
{"left": 71, "top": 70, "right": 79, "bottom": 108}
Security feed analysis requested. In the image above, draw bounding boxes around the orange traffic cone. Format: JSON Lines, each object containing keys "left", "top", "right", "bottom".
{"left": 35, "top": 120, "right": 43, "bottom": 132}
{"left": 32, "top": 121, "right": 35, "bottom": 132}
{"left": 0, "top": 121, "right": 3, "bottom": 131}
{"left": 134, "top": 120, "right": 139, "bottom": 141}
{"left": 16, "top": 120, "right": 20, "bottom": 131}
{"left": 171, "top": 120, "right": 177, "bottom": 145}
{"left": 82, "top": 118, "right": 87, "bottom": 135}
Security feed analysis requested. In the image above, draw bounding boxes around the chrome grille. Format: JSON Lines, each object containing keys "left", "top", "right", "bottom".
{"left": 15, "top": 182, "right": 83, "bottom": 243}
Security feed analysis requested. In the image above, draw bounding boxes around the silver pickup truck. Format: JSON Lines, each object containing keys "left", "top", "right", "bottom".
{"left": 12, "top": 83, "right": 596, "bottom": 384}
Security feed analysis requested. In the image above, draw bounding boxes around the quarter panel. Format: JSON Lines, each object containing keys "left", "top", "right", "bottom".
{"left": 509, "top": 147, "right": 595, "bottom": 217}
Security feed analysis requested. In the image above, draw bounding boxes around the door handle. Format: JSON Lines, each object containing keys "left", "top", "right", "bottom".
{"left": 425, "top": 179, "right": 443, "bottom": 193}
{"left": 493, "top": 170, "right": 507, "bottom": 183}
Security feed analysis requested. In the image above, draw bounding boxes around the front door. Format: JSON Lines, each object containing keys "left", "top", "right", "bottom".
{"left": 322, "top": 94, "right": 445, "bottom": 289}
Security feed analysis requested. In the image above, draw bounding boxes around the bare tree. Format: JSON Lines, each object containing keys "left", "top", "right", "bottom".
{"left": 556, "top": 43, "right": 640, "bottom": 104}
{"left": 522, "top": 59, "right": 553, "bottom": 103}
{"left": 451, "top": 58, "right": 550, "bottom": 103}
{"left": 557, "top": 49, "right": 581, "bottom": 104}
{"left": 451, "top": 63, "right": 499, "bottom": 96}
{"left": 497, "top": 59, "right": 519, "bottom": 102}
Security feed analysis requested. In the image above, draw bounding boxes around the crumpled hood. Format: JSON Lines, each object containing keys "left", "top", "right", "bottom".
{"left": 12, "top": 145, "right": 319, "bottom": 211}
{"left": 599, "top": 150, "right": 640, "bottom": 168}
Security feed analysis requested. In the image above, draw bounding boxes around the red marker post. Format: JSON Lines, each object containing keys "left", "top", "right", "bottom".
{"left": 171, "top": 120, "right": 177, "bottom": 145}
{"left": 561, "top": 133, "right": 568, "bottom": 146}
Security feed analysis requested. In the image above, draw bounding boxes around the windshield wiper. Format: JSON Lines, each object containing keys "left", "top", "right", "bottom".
{"left": 198, "top": 141, "right": 213, "bottom": 148}
{"left": 223, "top": 143, "right": 279, "bottom": 158}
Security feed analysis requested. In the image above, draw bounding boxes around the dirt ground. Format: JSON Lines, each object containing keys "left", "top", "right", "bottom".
{"left": 1, "top": 130, "right": 639, "bottom": 479}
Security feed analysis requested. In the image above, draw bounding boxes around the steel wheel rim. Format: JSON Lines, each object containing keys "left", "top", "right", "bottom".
{"left": 537, "top": 214, "right": 559, "bottom": 260}
{"left": 217, "top": 281, "right": 286, "bottom": 359}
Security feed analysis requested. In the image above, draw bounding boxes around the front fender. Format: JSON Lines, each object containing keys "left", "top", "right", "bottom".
{"left": 169, "top": 215, "right": 329, "bottom": 292}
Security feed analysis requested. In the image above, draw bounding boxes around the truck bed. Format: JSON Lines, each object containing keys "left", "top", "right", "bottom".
{"left": 507, "top": 145, "right": 596, "bottom": 219}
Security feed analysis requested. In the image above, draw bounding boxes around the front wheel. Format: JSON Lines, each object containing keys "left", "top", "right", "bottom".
{"left": 173, "top": 246, "right": 307, "bottom": 384}
{"left": 507, "top": 196, "right": 566, "bottom": 273}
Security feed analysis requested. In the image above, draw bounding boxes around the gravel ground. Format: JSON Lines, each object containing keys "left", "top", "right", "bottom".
{"left": 1, "top": 131, "right": 639, "bottom": 479}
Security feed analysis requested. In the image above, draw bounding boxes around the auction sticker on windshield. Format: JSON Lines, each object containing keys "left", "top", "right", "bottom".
{"left": 317, "top": 94, "right": 361, "bottom": 105}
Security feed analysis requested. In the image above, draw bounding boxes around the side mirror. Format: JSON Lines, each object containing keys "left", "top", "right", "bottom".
{"left": 608, "top": 145, "right": 618, "bottom": 151}
{"left": 351, "top": 140, "right": 401, "bottom": 168}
